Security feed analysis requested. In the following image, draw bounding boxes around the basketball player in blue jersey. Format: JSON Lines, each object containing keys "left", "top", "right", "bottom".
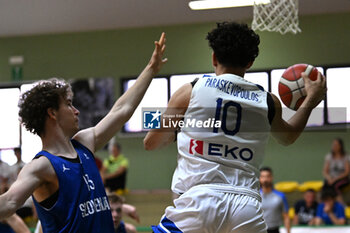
{"left": 144, "top": 22, "right": 326, "bottom": 233}
{"left": 0, "top": 33, "right": 167, "bottom": 232}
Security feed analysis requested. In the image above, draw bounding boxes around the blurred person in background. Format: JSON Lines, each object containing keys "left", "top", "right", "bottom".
{"left": 293, "top": 189, "right": 318, "bottom": 225}
{"left": 323, "top": 138, "right": 350, "bottom": 204}
{"left": 315, "top": 188, "right": 345, "bottom": 225}
{"left": 11, "top": 148, "right": 25, "bottom": 180}
{"left": 101, "top": 141, "right": 129, "bottom": 193}
{"left": 0, "top": 156, "right": 12, "bottom": 194}
{"left": 9, "top": 148, "right": 35, "bottom": 225}
{"left": 108, "top": 193, "right": 139, "bottom": 233}
{"left": 260, "top": 167, "right": 291, "bottom": 233}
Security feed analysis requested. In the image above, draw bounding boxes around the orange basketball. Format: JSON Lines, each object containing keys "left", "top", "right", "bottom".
{"left": 278, "top": 64, "right": 319, "bottom": 111}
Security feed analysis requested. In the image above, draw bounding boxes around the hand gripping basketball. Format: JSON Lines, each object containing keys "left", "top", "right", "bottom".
{"left": 278, "top": 64, "right": 326, "bottom": 110}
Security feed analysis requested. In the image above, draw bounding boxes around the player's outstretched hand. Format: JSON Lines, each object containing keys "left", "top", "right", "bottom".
{"left": 302, "top": 71, "right": 326, "bottom": 109}
{"left": 148, "top": 32, "right": 168, "bottom": 75}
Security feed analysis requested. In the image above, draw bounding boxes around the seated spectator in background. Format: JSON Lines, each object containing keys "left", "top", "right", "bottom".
{"left": 323, "top": 138, "right": 350, "bottom": 203}
{"left": 0, "top": 214, "right": 30, "bottom": 233}
{"left": 293, "top": 189, "right": 318, "bottom": 225}
{"left": 101, "top": 141, "right": 129, "bottom": 192}
{"left": 315, "top": 188, "right": 346, "bottom": 225}
{"left": 109, "top": 194, "right": 139, "bottom": 233}
{"left": 260, "top": 167, "right": 291, "bottom": 233}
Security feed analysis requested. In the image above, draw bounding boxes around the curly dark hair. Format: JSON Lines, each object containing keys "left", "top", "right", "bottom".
{"left": 18, "top": 78, "right": 71, "bottom": 136}
{"left": 206, "top": 22, "right": 260, "bottom": 68}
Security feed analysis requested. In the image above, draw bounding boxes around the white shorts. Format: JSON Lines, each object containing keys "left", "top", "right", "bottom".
{"left": 152, "top": 185, "right": 267, "bottom": 233}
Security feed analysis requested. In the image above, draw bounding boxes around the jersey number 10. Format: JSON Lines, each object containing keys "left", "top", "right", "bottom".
{"left": 213, "top": 98, "right": 242, "bottom": 136}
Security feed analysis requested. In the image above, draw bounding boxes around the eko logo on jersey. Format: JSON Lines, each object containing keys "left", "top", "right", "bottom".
{"left": 189, "top": 139, "right": 203, "bottom": 155}
{"left": 143, "top": 110, "right": 161, "bottom": 129}
{"left": 189, "top": 138, "right": 254, "bottom": 161}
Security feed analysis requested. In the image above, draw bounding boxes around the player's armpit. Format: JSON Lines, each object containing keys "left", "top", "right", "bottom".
{"left": 72, "top": 127, "right": 96, "bottom": 153}
{"left": 144, "top": 83, "right": 192, "bottom": 150}
{"left": 0, "top": 157, "right": 53, "bottom": 220}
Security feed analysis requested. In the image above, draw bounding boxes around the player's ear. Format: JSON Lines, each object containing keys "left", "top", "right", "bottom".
{"left": 47, "top": 107, "right": 57, "bottom": 120}
{"left": 246, "top": 61, "right": 254, "bottom": 69}
{"left": 212, "top": 52, "right": 218, "bottom": 68}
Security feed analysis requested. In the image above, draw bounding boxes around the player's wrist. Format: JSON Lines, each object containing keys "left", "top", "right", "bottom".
{"left": 301, "top": 95, "right": 320, "bottom": 109}
{"left": 145, "top": 62, "right": 160, "bottom": 76}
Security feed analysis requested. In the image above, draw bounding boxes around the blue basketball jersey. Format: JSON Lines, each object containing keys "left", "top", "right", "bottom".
{"left": 0, "top": 222, "right": 15, "bottom": 233}
{"left": 115, "top": 221, "right": 127, "bottom": 233}
{"left": 32, "top": 139, "right": 114, "bottom": 233}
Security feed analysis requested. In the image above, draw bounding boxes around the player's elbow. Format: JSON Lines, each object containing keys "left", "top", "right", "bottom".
{"left": 0, "top": 197, "right": 19, "bottom": 220}
{"left": 273, "top": 133, "right": 296, "bottom": 146}
{"left": 280, "top": 136, "right": 297, "bottom": 146}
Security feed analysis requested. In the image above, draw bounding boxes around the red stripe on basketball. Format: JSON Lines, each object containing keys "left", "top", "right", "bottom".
{"left": 282, "top": 66, "right": 295, "bottom": 81}
{"left": 279, "top": 83, "right": 292, "bottom": 107}
{"left": 279, "top": 83, "right": 292, "bottom": 95}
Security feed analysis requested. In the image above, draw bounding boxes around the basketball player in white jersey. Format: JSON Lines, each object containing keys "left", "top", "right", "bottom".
{"left": 144, "top": 22, "right": 326, "bottom": 233}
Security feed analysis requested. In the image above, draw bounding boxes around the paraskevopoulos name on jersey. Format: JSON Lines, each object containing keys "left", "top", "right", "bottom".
{"left": 204, "top": 77, "right": 260, "bottom": 102}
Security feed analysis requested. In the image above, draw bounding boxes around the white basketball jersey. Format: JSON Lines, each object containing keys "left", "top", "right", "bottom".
{"left": 172, "top": 74, "right": 271, "bottom": 198}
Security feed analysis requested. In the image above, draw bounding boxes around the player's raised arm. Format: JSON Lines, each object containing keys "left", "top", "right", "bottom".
{"left": 143, "top": 83, "right": 192, "bottom": 150}
{"left": 0, "top": 157, "right": 53, "bottom": 220}
{"left": 74, "top": 33, "right": 167, "bottom": 152}
{"left": 271, "top": 72, "right": 326, "bottom": 145}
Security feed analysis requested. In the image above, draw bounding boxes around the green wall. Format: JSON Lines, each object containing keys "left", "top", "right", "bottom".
{"left": 1, "top": 13, "right": 349, "bottom": 189}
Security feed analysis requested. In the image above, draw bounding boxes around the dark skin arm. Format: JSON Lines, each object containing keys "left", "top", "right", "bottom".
{"left": 271, "top": 72, "right": 326, "bottom": 145}
{"left": 144, "top": 83, "right": 192, "bottom": 150}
